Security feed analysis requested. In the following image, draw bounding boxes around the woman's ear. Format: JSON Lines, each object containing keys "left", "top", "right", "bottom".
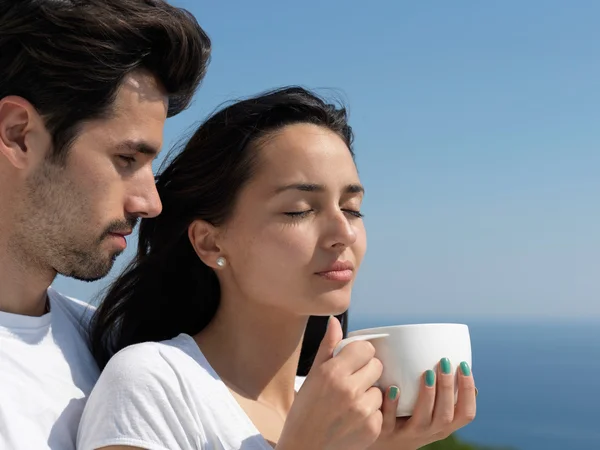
{"left": 188, "top": 219, "right": 225, "bottom": 269}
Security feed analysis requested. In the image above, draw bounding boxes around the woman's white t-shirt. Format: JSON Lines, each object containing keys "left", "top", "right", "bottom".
{"left": 76, "top": 333, "right": 306, "bottom": 450}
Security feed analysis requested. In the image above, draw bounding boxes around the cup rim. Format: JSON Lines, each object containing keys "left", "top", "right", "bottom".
{"left": 348, "top": 322, "right": 469, "bottom": 336}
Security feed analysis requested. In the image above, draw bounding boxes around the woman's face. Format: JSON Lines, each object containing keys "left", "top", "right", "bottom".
{"left": 217, "top": 123, "right": 366, "bottom": 317}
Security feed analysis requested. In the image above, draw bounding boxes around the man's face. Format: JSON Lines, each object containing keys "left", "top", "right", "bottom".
{"left": 13, "top": 71, "right": 166, "bottom": 281}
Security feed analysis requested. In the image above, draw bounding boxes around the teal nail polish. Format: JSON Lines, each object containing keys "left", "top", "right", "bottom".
{"left": 425, "top": 369, "right": 435, "bottom": 387}
{"left": 460, "top": 361, "right": 471, "bottom": 376}
{"left": 388, "top": 386, "right": 399, "bottom": 401}
{"left": 440, "top": 357, "right": 451, "bottom": 375}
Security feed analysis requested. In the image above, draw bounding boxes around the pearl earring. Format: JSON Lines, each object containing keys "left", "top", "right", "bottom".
{"left": 216, "top": 256, "right": 226, "bottom": 268}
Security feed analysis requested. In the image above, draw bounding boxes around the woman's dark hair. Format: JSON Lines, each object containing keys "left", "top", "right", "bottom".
{"left": 90, "top": 86, "right": 354, "bottom": 374}
{"left": 0, "top": 0, "right": 211, "bottom": 162}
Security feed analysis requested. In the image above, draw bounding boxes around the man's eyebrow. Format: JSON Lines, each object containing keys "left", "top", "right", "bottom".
{"left": 274, "top": 183, "right": 365, "bottom": 194}
{"left": 116, "top": 140, "right": 161, "bottom": 159}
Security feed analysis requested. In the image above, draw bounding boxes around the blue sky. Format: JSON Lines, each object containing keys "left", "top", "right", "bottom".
{"left": 53, "top": 1, "right": 600, "bottom": 319}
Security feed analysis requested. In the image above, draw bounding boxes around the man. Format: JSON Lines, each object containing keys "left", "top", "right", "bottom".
{"left": 0, "top": 1, "right": 211, "bottom": 448}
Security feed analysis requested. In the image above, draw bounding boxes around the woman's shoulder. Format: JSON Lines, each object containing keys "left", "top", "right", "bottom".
{"left": 102, "top": 334, "right": 203, "bottom": 384}
{"left": 78, "top": 335, "right": 210, "bottom": 449}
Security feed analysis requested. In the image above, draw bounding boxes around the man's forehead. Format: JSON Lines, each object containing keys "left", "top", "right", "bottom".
{"left": 113, "top": 70, "right": 169, "bottom": 117}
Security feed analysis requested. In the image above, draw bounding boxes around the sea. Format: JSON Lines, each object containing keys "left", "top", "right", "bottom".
{"left": 348, "top": 317, "right": 600, "bottom": 450}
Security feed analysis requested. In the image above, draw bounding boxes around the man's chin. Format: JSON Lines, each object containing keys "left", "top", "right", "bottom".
{"left": 69, "top": 273, "right": 107, "bottom": 283}
{"left": 60, "top": 251, "right": 121, "bottom": 282}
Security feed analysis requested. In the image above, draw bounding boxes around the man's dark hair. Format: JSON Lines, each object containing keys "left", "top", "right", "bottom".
{"left": 0, "top": 0, "right": 211, "bottom": 160}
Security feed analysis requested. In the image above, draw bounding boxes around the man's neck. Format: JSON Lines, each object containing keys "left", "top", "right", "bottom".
{"left": 0, "top": 237, "right": 55, "bottom": 317}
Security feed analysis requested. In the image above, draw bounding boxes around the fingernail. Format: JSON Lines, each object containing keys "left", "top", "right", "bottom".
{"left": 388, "top": 386, "right": 399, "bottom": 401}
{"left": 440, "top": 357, "right": 451, "bottom": 375}
{"left": 460, "top": 361, "right": 471, "bottom": 376}
{"left": 425, "top": 369, "right": 435, "bottom": 387}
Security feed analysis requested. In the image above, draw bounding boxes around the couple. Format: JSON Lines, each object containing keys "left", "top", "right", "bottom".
{"left": 0, "top": 1, "right": 477, "bottom": 449}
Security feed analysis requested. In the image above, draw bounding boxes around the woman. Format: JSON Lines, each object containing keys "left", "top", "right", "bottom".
{"left": 77, "top": 87, "right": 476, "bottom": 450}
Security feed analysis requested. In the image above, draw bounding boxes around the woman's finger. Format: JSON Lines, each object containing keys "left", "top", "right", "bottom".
{"left": 431, "top": 358, "right": 456, "bottom": 429}
{"left": 406, "top": 369, "right": 436, "bottom": 429}
{"left": 335, "top": 340, "right": 377, "bottom": 375}
{"left": 380, "top": 385, "right": 400, "bottom": 435}
{"left": 351, "top": 356, "right": 384, "bottom": 394}
{"left": 453, "top": 361, "right": 477, "bottom": 428}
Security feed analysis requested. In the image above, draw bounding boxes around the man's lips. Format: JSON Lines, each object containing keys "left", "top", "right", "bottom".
{"left": 107, "top": 231, "right": 131, "bottom": 249}
{"left": 108, "top": 230, "right": 132, "bottom": 238}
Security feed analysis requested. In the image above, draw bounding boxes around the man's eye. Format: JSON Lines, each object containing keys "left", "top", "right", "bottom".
{"left": 118, "top": 155, "right": 136, "bottom": 166}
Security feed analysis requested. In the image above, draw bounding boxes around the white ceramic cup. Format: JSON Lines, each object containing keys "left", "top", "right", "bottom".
{"left": 333, "top": 323, "right": 472, "bottom": 417}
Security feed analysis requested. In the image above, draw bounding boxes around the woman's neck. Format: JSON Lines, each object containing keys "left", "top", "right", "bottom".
{"left": 193, "top": 297, "right": 308, "bottom": 416}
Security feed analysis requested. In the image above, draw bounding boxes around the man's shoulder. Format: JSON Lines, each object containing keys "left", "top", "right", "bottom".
{"left": 47, "top": 287, "right": 96, "bottom": 330}
{"left": 59, "top": 294, "right": 94, "bottom": 311}
{"left": 48, "top": 287, "right": 96, "bottom": 311}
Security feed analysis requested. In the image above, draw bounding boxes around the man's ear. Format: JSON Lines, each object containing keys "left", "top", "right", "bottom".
{"left": 188, "top": 219, "right": 225, "bottom": 269}
{"left": 0, "top": 96, "right": 49, "bottom": 169}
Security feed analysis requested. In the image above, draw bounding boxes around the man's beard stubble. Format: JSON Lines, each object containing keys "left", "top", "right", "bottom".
{"left": 55, "top": 217, "right": 140, "bottom": 283}
{"left": 16, "top": 158, "right": 139, "bottom": 282}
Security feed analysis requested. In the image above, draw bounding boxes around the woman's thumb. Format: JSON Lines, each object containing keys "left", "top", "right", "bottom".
{"left": 311, "top": 316, "right": 344, "bottom": 368}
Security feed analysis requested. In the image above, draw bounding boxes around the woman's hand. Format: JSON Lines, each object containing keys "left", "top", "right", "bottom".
{"left": 369, "top": 359, "right": 477, "bottom": 450}
{"left": 277, "top": 317, "right": 384, "bottom": 450}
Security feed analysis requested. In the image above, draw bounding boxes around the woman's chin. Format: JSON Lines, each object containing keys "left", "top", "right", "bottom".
{"left": 314, "top": 292, "right": 352, "bottom": 316}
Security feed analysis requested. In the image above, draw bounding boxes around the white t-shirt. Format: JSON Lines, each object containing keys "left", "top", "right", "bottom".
{"left": 0, "top": 287, "right": 100, "bottom": 450}
{"left": 77, "top": 333, "right": 307, "bottom": 450}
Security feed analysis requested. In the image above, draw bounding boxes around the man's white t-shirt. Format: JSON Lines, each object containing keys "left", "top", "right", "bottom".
{"left": 77, "top": 333, "right": 307, "bottom": 450}
{"left": 0, "top": 287, "right": 100, "bottom": 450}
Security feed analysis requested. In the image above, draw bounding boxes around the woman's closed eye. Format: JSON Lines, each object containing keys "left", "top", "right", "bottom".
{"left": 284, "top": 210, "right": 313, "bottom": 219}
{"left": 283, "top": 209, "right": 364, "bottom": 219}
{"left": 343, "top": 209, "right": 364, "bottom": 218}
